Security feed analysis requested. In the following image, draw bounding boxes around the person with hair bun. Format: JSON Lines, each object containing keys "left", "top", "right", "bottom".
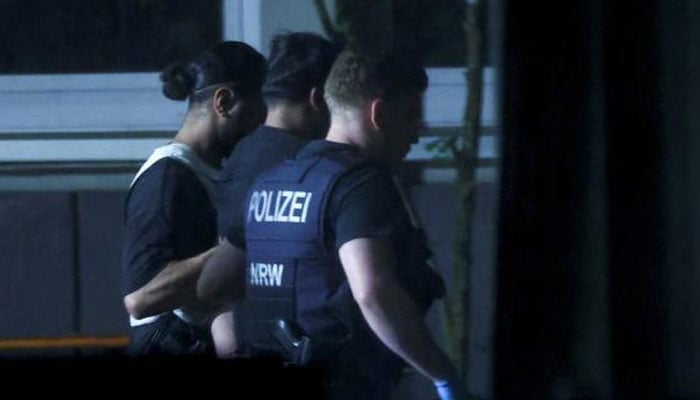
{"left": 121, "top": 41, "right": 266, "bottom": 357}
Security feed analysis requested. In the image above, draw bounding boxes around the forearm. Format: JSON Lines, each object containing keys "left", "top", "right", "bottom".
{"left": 211, "top": 310, "right": 238, "bottom": 359}
{"left": 339, "top": 237, "right": 458, "bottom": 382}
{"left": 356, "top": 280, "right": 457, "bottom": 382}
{"left": 124, "top": 247, "right": 216, "bottom": 319}
{"left": 196, "top": 239, "right": 247, "bottom": 305}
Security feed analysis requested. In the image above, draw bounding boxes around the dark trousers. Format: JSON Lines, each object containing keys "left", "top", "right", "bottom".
{"left": 126, "top": 313, "right": 214, "bottom": 357}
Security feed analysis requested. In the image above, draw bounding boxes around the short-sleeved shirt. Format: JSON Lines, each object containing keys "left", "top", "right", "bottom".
{"left": 240, "top": 138, "right": 413, "bottom": 269}
{"left": 291, "top": 141, "right": 443, "bottom": 313}
{"left": 219, "top": 125, "right": 306, "bottom": 246}
{"left": 237, "top": 139, "right": 421, "bottom": 267}
{"left": 242, "top": 140, "right": 435, "bottom": 396}
{"left": 305, "top": 142, "right": 442, "bottom": 395}
{"left": 122, "top": 158, "right": 217, "bottom": 295}
{"left": 293, "top": 140, "right": 407, "bottom": 255}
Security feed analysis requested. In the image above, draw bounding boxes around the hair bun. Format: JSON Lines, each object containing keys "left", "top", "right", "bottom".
{"left": 160, "top": 62, "right": 195, "bottom": 101}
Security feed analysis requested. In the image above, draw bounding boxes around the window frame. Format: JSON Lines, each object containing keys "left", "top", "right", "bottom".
{"left": 0, "top": 0, "right": 497, "bottom": 164}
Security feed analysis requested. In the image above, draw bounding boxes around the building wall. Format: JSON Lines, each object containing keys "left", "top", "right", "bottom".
{"left": 0, "top": 2, "right": 501, "bottom": 399}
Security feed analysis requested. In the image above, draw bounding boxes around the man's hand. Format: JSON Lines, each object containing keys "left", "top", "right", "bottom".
{"left": 434, "top": 377, "right": 470, "bottom": 400}
{"left": 124, "top": 247, "right": 216, "bottom": 319}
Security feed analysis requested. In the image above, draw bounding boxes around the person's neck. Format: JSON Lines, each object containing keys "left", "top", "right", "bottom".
{"left": 325, "top": 116, "right": 370, "bottom": 156}
{"left": 266, "top": 104, "right": 314, "bottom": 139}
{"left": 173, "top": 118, "right": 222, "bottom": 168}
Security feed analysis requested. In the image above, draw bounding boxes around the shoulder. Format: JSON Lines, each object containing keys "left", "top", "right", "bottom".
{"left": 230, "top": 127, "right": 305, "bottom": 160}
{"left": 221, "top": 127, "right": 306, "bottom": 177}
{"left": 128, "top": 158, "right": 207, "bottom": 212}
{"left": 327, "top": 162, "right": 400, "bottom": 226}
{"left": 133, "top": 158, "right": 202, "bottom": 192}
{"left": 334, "top": 162, "right": 395, "bottom": 195}
{"left": 326, "top": 164, "right": 403, "bottom": 248}
{"left": 293, "top": 141, "right": 396, "bottom": 199}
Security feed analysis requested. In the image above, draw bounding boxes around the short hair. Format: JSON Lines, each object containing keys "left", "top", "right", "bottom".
{"left": 263, "top": 32, "right": 341, "bottom": 104}
{"left": 324, "top": 50, "right": 428, "bottom": 111}
{"left": 160, "top": 41, "right": 267, "bottom": 106}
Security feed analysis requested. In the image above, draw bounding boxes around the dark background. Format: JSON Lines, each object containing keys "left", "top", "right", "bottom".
{"left": 0, "top": 1, "right": 699, "bottom": 399}
{"left": 495, "top": 1, "right": 700, "bottom": 399}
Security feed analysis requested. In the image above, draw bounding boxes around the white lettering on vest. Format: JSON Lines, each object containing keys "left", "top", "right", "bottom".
{"left": 289, "top": 191, "right": 304, "bottom": 223}
{"left": 247, "top": 191, "right": 260, "bottom": 222}
{"left": 247, "top": 190, "right": 313, "bottom": 223}
{"left": 277, "top": 190, "right": 293, "bottom": 222}
{"left": 249, "top": 262, "right": 284, "bottom": 287}
{"left": 301, "top": 192, "right": 313, "bottom": 223}
{"left": 264, "top": 190, "right": 275, "bottom": 222}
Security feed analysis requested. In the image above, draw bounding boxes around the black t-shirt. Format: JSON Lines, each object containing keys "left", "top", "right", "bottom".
{"left": 239, "top": 141, "right": 442, "bottom": 386}
{"left": 122, "top": 158, "right": 217, "bottom": 294}
{"left": 303, "top": 141, "right": 405, "bottom": 250}
{"left": 289, "top": 141, "right": 438, "bottom": 389}
{"left": 220, "top": 126, "right": 307, "bottom": 247}
{"left": 238, "top": 140, "right": 403, "bottom": 253}
{"left": 298, "top": 141, "right": 443, "bottom": 311}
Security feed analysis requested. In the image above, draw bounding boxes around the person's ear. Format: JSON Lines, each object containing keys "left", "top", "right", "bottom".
{"left": 369, "top": 98, "right": 385, "bottom": 130}
{"left": 213, "top": 86, "right": 237, "bottom": 116}
{"left": 309, "top": 86, "right": 325, "bottom": 111}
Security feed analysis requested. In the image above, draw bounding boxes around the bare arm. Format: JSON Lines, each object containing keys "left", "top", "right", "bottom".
{"left": 196, "top": 239, "right": 247, "bottom": 305}
{"left": 123, "top": 247, "right": 215, "bottom": 319}
{"left": 339, "top": 237, "right": 458, "bottom": 382}
{"left": 211, "top": 310, "right": 238, "bottom": 359}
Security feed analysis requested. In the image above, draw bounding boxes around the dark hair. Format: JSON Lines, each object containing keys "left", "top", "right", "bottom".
{"left": 160, "top": 41, "right": 267, "bottom": 104}
{"left": 324, "top": 50, "right": 428, "bottom": 110}
{"left": 263, "top": 32, "right": 341, "bottom": 103}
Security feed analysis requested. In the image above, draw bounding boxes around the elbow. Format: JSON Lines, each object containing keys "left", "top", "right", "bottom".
{"left": 230, "top": 280, "right": 246, "bottom": 302}
{"left": 198, "top": 240, "right": 248, "bottom": 303}
{"left": 124, "top": 291, "right": 156, "bottom": 319}
{"left": 352, "top": 285, "right": 383, "bottom": 311}
{"left": 197, "top": 277, "right": 245, "bottom": 305}
{"left": 351, "top": 275, "right": 400, "bottom": 312}
{"left": 123, "top": 292, "right": 147, "bottom": 320}
{"left": 196, "top": 275, "right": 218, "bottom": 304}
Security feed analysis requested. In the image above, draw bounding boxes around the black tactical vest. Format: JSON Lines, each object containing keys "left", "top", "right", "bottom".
{"left": 240, "top": 143, "right": 445, "bottom": 386}
{"left": 241, "top": 149, "right": 356, "bottom": 353}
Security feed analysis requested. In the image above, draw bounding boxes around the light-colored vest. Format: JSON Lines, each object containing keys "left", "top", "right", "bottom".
{"left": 129, "top": 142, "right": 220, "bottom": 328}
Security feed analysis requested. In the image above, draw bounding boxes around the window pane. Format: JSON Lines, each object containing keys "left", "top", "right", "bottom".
{"left": 0, "top": 0, "right": 222, "bottom": 74}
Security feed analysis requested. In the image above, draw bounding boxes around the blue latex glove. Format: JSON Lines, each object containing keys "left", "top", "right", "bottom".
{"left": 434, "top": 377, "right": 469, "bottom": 400}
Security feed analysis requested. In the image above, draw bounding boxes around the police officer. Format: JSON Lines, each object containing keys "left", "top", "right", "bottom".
{"left": 122, "top": 41, "right": 266, "bottom": 357}
{"left": 198, "top": 32, "right": 340, "bottom": 357}
{"left": 198, "top": 50, "right": 469, "bottom": 399}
